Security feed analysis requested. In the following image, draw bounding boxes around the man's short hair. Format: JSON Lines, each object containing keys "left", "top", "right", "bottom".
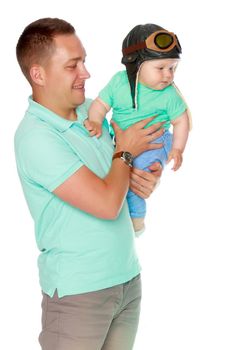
{"left": 16, "top": 18, "right": 75, "bottom": 83}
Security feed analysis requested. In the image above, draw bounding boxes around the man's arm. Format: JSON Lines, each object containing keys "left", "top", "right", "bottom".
{"left": 53, "top": 159, "right": 130, "bottom": 219}
{"left": 53, "top": 117, "right": 164, "bottom": 220}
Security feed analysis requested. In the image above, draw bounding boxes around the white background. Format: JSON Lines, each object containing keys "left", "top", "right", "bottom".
{"left": 1, "top": 0, "right": 233, "bottom": 349}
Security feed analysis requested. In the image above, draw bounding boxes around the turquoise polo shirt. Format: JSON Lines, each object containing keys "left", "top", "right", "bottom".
{"left": 14, "top": 97, "right": 141, "bottom": 297}
{"left": 99, "top": 70, "right": 187, "bottom": 130}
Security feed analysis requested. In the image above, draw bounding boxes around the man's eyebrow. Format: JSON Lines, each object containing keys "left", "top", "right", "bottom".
{"left": 66, "top": 54, "right": 87, "bottom": 64}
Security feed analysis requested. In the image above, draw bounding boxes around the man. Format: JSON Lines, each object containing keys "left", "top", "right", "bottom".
{"left": 15, "top": 18, "right": 163, "bottom": 350}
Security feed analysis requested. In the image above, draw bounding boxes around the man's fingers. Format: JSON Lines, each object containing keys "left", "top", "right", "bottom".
{"left": 131, "top": 167, "right": 155, "bottom": 182}
{"left": 130, "top": 174, "right": 154, "bottom": 191}
{"left": 130, "top": 165, "right": 162, "bottom": 198}
{"left": 149, "top": 162, "right": 162, "bottom": 171}
{"left": 111, "top": 120, "right": 122, "bottom": 134}
{"left": 129, "top": 181, "right": 150, "bottom": 199}
{"left": 147, "top": 128, "right": 164, "bottom": 142}
{"left": 143, "top": 122, "right": 164, "bottom": 135}
{"left": 130, "top": 169, "right": 158, "bottom": 192}
{"left": 148, "top": 142, "right": 164, "bottom": 150}
{"left": 134, "top": 115, "right": 159, "bottom": 130}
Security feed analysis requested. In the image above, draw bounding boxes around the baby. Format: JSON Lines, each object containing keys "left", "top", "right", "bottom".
{"left": 85, "top": 23, "right": 190, "bottom": 236}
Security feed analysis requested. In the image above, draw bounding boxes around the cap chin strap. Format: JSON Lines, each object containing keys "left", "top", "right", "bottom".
{"left": 134, "top": 64, "right": 143, "bottom": 110}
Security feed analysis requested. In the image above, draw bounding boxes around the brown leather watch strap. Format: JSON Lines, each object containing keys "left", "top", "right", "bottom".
{"left": 112, "top": 151, "right": 124, "bottom": 160}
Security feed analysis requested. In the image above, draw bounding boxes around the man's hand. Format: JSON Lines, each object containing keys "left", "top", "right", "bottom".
{"left": 111, "top": 118, "right": 164, "bottom": 157}
{"left": 129, "top": 162, "right": 162, "bottom": 199}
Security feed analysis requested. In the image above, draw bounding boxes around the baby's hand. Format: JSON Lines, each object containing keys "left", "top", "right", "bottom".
{"left": 167, "top": 149, "right": 183, "bottom": 171}
{"left": 84, "top": 119, "right": 102, "bottom": 138}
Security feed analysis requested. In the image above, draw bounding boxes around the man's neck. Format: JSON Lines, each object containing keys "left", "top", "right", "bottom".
{"left": 32, "top": 94, "right": 78, "bottom": 121}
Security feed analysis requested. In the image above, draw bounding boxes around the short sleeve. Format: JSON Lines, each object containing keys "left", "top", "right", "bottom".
{"left": 98, "top": 72, "right": 120, "bottom": 107}
{"left": 166, "top": 86, "right": 187, "bottom": 121}
{"left": 16, "top": 129, "right": 84, "bottom": 192}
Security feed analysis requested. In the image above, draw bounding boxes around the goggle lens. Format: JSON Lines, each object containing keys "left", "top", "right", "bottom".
{"left": 154, "top": 33, "right": 173, "bottom": 49}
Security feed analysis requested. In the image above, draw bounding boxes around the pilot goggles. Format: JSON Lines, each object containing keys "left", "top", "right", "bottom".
{"left": 122, "top": 30, "right": 181, "bottom": 55}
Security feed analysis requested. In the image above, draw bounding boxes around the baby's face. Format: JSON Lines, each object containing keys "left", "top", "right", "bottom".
{"left": 138, "top": 58, "right": 179, "bottom": 90}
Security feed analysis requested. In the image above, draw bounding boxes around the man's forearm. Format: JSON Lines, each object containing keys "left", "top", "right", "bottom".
{"left": 53, "top": 159, "right": 131, "bottom": 220}
{"left": 102, "top": 156, "right": 131, "bottom": 218}
{"left": 53, "top": 117, "right": 164, "bottom": 219}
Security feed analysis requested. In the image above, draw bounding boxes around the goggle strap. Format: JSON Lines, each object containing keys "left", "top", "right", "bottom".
{"left": 122, "top": 42, "right": 147, "bottom": 55}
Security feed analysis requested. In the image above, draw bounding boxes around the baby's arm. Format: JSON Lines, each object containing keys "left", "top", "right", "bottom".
{"left": 167, "top": 111, "right": 189, "bottom": 170}
{"left": 85, "top": 98, "right": 111, "bottom": 138}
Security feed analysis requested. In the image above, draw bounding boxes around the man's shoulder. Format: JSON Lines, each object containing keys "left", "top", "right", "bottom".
{"left": 14, "top": 112, "right": 58, "bottom": 155}
{"left": 15, "top": 112, "right": 39, "bottom": 144}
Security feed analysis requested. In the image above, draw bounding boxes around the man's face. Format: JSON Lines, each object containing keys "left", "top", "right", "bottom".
{"left": 43, "top": 34, "right": 90, "bottom": 111}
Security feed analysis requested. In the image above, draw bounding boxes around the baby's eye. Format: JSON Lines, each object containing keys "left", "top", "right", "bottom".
{"left": 170, "top": 65, "right": 177, "bottom": 71}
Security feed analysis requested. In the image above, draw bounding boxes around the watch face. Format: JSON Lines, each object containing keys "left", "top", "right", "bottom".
{"left": 123, "top": 151, "right": 133, "bottom": 163}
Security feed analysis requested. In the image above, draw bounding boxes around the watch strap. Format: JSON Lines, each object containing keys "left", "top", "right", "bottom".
{"left": 112, "top": 151, "right": 133, "bottom": 167}
{"left": 112, "top": 151, "right": 124, "bottom": 160}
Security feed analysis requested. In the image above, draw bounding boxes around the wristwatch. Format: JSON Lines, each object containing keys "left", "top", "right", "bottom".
{"left": 112, "top": 151, "right": 134, "bottom": 168}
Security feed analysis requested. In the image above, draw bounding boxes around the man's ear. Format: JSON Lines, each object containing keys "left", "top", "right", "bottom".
{"left": 29, "top": 65, "right": 46, "bottom": 86}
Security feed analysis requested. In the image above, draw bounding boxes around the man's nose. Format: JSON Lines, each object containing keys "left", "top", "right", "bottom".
{"left": 79, "top": 64, "right": 91, "bottom": 80}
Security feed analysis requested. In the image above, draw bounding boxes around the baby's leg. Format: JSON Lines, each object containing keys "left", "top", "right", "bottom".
{"left": 132, "top": 218, "right": 146, "bottom": 237}
{"left": 127, "top": 190, "right": 146, "bottom": 236}
{"left": 128, "top": 131, "right": 172, "bottom": 236}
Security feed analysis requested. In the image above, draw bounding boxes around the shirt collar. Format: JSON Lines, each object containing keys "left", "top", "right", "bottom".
{"left": 26, "top": 96, "right": 77, "bottom": 132}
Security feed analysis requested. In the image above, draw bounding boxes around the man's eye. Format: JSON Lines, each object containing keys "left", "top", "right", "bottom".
{"left": 67, "top": 65, "right": 76, "bottom": 69}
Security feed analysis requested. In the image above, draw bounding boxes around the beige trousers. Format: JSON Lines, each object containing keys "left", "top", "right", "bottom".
{"left": 39, "top": 274, "right": 141, "bottom": 350}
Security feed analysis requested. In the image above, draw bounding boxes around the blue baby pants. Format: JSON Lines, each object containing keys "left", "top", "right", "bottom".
{"left": 127, "top": 130, "right": 173, "bottom": 218}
